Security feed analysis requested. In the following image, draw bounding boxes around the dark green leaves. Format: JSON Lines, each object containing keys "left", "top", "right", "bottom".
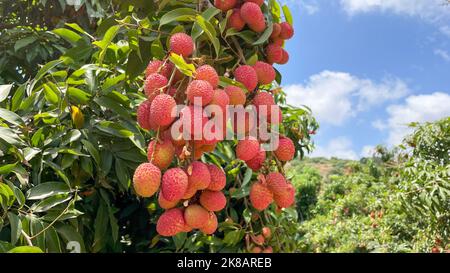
{"left": 159, "top": 8, "right": 198, "bottom": 26}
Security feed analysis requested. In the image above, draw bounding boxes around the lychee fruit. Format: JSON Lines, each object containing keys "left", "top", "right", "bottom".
{"left": 252, "top": 246, "right": 263, "bottom": 253}
{"left": 200, "top": 190, "right": 227, "bottom": 212}
{"left": 253, "top": 91, "right": 275, "bottom": 117}
{"left": 147, "top": 139, "right": 175, "bottom": 170}
{"left": 236, "top": 137, "right": 260, "bottom": 161}
{"left": 233, "top": 110, "right": 256, "bottom": 135}
{"left": 244, "top": 0, "right": 264, "bottom": 6}
{"left": 207, "top": 164, "right": 227, "bottom": 191}
{"left": 250, "top": 182, "right": 273, "bottom": 211}
{"left": 150, "top": 94, "right": 176, "bottom": 127}
{"left": 225, "top": 85, "right": 246, "bottom": 105}
{"left": 234, "top": 65, "right": 258, "bottom": 91}
{"left": 228, "top": 8, "right": 246, "bottom": 31}
{"left": 145, "top": 60, "right": 174, "bottom": 79}
{"left": 278, "top": 49, "right": 289, "bottom": 65}
{"left": 253, "top": 61, "right": 276, "bottom": 85}
{"left": 144, "top": 73, "right": 168, "bottom": 98}
{"left": 186, "top": 80, "right": 214, "bottom": 106}
{"left": 273, "top": 183, "right": 295, "bottom": 208}
{"left": 266, "top": 172, "right": 288, "bottom": 196}
{"left": 240, "top": 2, "right": 266, "bottom": 33}
{"left": 270, "top": 23, "right": 281, "bottom": 38}
{"left": 200, "top": 212, "right": 218, "bottom": 235}
{"left": 195, "top": 65, "right": 219, "bottom": 89}
{"left": 279, "top": 22, "right": 294, "bottom": 40}
{"left": 262, "top": 247, "right": 273, "bottom": 253}
{"left": 158, "top": 193, "right": 179, "bottom": 209}
{"left": 274, "top": 136, "right": 295, "bottom": 161}
{"left": 137, "top": 100, "right": 154, "bottom": 130}
{"left": 169, "top": 33, "right": 194, "bottom": 57}
{"left": 132, "top": 163, "right": 161, "bottom": 197}
{"left": 184, "top": 204, "right": 209, "bottom": 229}
{"left": 253, "top": 234, "right": 265, "bottom": 246}
{"left": 161, "top": 168, "right": 188, "bottom": 201}
{"left": 265, "top": 44, "right": 283, "bottom": 64}
{"left": 245, "top": 149, "right": 266, "bottom": 171}
{"left": 179, "top": 105, "right": 209, "bottom": 139}
{"left": 214, "top": 0, "right": 237, "bottom": 11}
{"left": 271, "top": 37, "right": 284, "bottom": 47}
{"left": 262, "top": 227, "right": 272, "bottom": 239}
{"left": 156, "top": 208, "right": 186, "bottom": 237}
{"left": 187, "top": 161, "right": 211, "bottom": 190}
{"left": 209, "top": 89, "right": 230, "bottom": 113}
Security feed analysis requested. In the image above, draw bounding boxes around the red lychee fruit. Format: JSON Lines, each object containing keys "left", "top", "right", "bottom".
{"left": 214, "top": 0, "right": 237, "bottom": 11}
{"left": 262, "top": 227, "right": 272, "bottom": 239}
{"left": 274, "top": 136, "right": 295, "bottom": 161}
{"left": 156, "top": 208, "right": 186, "bottom": 237}
{"left": 253, "top": 234, "right": 265, "bottom": 245}
{"left": 245, "top": 149, "right": 266, "bottom": 171}
{"left": 265, "top": 44, "right": 283, "bottom": 64}
{"left": 200, "top": 190, "right": 227, "bottom": 212}
{"left": 271, "top": 37, "right": 284, "bottom": 47}
{"left": 161, "top": 127, "right": 186, "bottom": 147}
{"left": 137, "top": 100, "right": 154, "bottom": 131}
{"left": 253, "top": 61, "right": 276, "bottom": 85}
{"left": 158, "top": 193, "right": 179, "bottom": 209}
{"left": 145, "top": 60, "right": 175, "bottom": 79}
{"left": 187, "top": 161, "right": 211, "bottom": 190}
{"left": 150, "top": 94, "right": 176, "bottom": 127}
{"left": 233, "top": 110, "right": 256, "bottom": 135}
{"left": 228, "top": 8, "right": 246, "bottom": 31}
{"left": 244, "top": 0, "right": 264, "bottom": 6}
{"left": 250, "top": 182, "right": 273, "bottom": 211}
{"left": 262, "top": 247, "right": 273, "bottom": 253}
{"left": 207, "top": 164, "right": 227, "bottom": 191}
{"left": 161, "top": 168, "right": 188, "bottom": 201}
{"left": 225, "top": 85, "right": 246, "bottom": 105}
{"left": 132, "top": 163, "right": 161, "bottom": 197}
{"left": 195, "top": 65, "right": 219, "bottom": 89}
{"left": 273, "top": 183, "right": 295, "bottom": 208}
{"left": 169, "top": 33, "right": 194, "bottom": 57}
{"left": 270, "top": 23, "right": 281, "bottom": 38}
{"left": 266, "top": 172, "right": 288, "bottom": 196}
{"left": 279, "top": 22, "right": 294, "bottom": 40}
{"left": 209, "top": 89, "right": 230, "bottom": 113}
{"left": 240, "top": 2, "right": 266, "bottom": 33}
{"left": 252, "top": 247, "right": 263, "bottom": 253}
{"left": 179, "top": 105, "right": 209, "bottom": 139}
{"left": 147, "top": 139, "right": 175, "bottom": 170}
{"left": 144, "top": 73, "right": 168, "bottom": 99}
{"left": 184, "top": 204, "right": 209, "bottom": 229}
{"left": 278, "top": 49, "right": 290, "bottom": 65}
{"left": 200, "top": 212, "right": 218, "bottom": 235}
{"left": 236, "top": 137, "right": 260, "bottom": 161}
{"left": 186, "top": 80, "right": 214, "bottom": 106}
{"left": 234, "top": 65, "right": 258, "bottom": 91}
{"left": 253, "top": 91, "right": 275, "bottom": 117}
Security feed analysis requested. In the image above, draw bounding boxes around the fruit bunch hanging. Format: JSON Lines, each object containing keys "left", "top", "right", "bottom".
{"left": 132, "top": 0, "right": 298, "bottom": 251}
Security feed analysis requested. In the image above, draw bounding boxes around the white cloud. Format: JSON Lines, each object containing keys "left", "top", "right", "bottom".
{"left": 434, "top": 49, "right": 450, "bottom": 62}
{"left": 284, "top": 71, "right": 409, "bottom": 126}
{"left": 340, "top": 0, "right": 450, "bottom": 23}
{"left": 311, "top": 137, "right": 358, "bottom": 160}
{"left": 440, "top": 25, "right": 450, "bottom": 37}
{"left": 360, "top": 145, "right": 376, "bottom": 158}
{"left": 384, "top": 92, "right": 450, "bottom": 145}
{"left": 372, "top": 119, "right": 387, "bottom": 131}
{"left": 280, "top": 0, "right": 320, "bottom": 15}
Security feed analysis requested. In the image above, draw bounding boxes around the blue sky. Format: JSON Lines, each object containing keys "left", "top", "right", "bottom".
{"left": 277, "top": 0, "right": 450, "bottom": 159}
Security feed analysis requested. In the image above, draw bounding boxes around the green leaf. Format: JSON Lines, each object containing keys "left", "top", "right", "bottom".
{"left": 67, "top": 87, "right": 92, "bottom": 104}
{"left": 0, "top": 84, "right": 13, "bottom": 102}
{"left": 0, "top": 127, "right": 25, "bottom": 146}
{"left": 169, "top": 53, "right": 196, "bottom": 77}
{"left": 0, "top": 163, "right": 17, "bottom": 175}
{"left": 282, "top": 5, "right": 293, "bottom": 25}
{"left": 14, "top": 36, "right": 38, "bottom": 52}
{"left": 35, "top": 60, "right": 64, "bottom": 82}
{"left": 159, "top": 8, "right": 198, "bottom": 26}
{"left": 11, "top": 84, "right": 25, "bottom": 111}
{"left": 95, "top": 121, "right": 134, "bottom": 138}
{"left": 195, "top": 15, "right": 220, "bottom": 57}
{"left": 31, "top": 194, "right": 72, "bottom": 213}
{"left": 55, "top": 224, "right": 86, "bottom": 253}
{"left": 81, "top": 140, "right": 101, "bottom": 166}
{"left": 45, "top": 226, "right": 62, "bottom": 253}
{"left": 115, "top": 158, "right": 130, "bottom": 190}
{"left": 6, "top": 181, "right": 25, "bottom": 208}
{"left": 243, "top": 168, "right": 253, "bottom": 186}
{"left": 253, "top": 22, "right": 273, "bottom": 45}
{"left": 7, "top": 212, "right": 21, "bottom": 245}
{"left": 42, "top": 83, "right": 60, "bottom": 105}
{"left": 93, "top": 25, "right": 121, "bottom": 64}
{"left": 8, "top": 246, "right": 43, "bottom": 253}
{"left": 52, "top": 28, "right": 83, "bottom": 45}
{"left": 151, "top": 38, "right": 165, "bottom": 59}
{"left": 94, "top": 96, "right": 131, "bottom": 119}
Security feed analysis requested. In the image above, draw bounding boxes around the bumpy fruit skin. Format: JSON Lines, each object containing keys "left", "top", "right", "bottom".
{"left": 179, "top": 105, "right": 209, "bottom": 139}
{"left": 253, "top": 61, "right": 276, "bottom": 85}
{"left": 158, "top": 193, "right": 179, "bottom": 209}
{"left": 184, "top": 204, "right": 209, "bottom": 229}
{"left": 271, "top": 37, "right": 284, "bottom": 47}
{"left": 253, "top": 91, "right": 275, "bottom": 117}
{"left": 270, "top": 23, "right": 281, "bottom": 38}
{"left": 161, "top": 168, "right": 188, "bottom": 201}
{"left": 274, "top": 183, "right": 295, "bottom": 208}
{"left": 274, "top": 137, "right": 295, "bottom": 161}
{"left": 144, "top": 73, "right": 168, "bottom": 99}
{"left": 214, "top": 0, "right": 237, "bottom": 11}
{"left": 195, "top": 65, "right": 219, "bottom": 88}
{"left": 210, "top": 89, "right": 230, "bottom": 113}
{"left": 279, "top": 22, "right": 294, "bottom": 40}
{"left": 169, "top": 33, "right": 194, "bottom": 56}
{"left": 200, "top": 212, "right": 218, "bottom": 235}
{"left": 266, "top": 172, "right": 288, "bottom": 196}
{"left": 225, "top": 85, "right": 246, "bottom": 105}
{"left": 133, "top": 163, "right": 161, "bottom": 197}
{"left": 245, "top": 149, "right": 266, "bottom": 171}
{"left": 150, "top": 94, "right": 176, "bottom": 127}
{"left": 187, "top": 161, "right": 211, "bottom": 190}
{"left": 207, "top": 164, "right": 227, "bottom": 191}
{"left": 228, "top": 9, "right": 246, "bottom": 31}
{"left": 240, "top": 2, "right": 266, "bottom": 33}
{"left": 200, "top": 190, "right": 227, "bottom": 212}
{"left": 156, "top": 208, "right": 186, "bottom": 237}
{"left": 265, "top": 44, "right": 283, "bottom": 64}
{"left": 145, "top": 60, "right": 174, "bottom": 79}
{"left": 137, "top": 100, "right": 154, "bottom": 130}
{"left": 233, "top": 111, "right": 256, "bottom": 135}
{"left": 147, "top": 139, "right": 175, "bottom": 170}
{"left": 244, "top": 0, "right": 264, "bottom": 6}
{"left": 182, "top": 180, "right": 198, "bottom": 199}
{"left": 234, "top": 65, "right": 258, "bottom": 91}
{"left": 250, "top": 182, "right": 273, "bottom": 211}
{"left": 236, "top": 137, "right": 260, "bottom": 161}
{"left": 186, "top": 80, "right": 214, "bottom": 106}
{"left": 262, "top": 227, "right": 272, "bottom": 239}
{"left": 279, "top": 49, "right": 289, "bottom": 65}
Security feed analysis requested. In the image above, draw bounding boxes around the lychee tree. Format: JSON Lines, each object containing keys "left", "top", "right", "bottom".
{"left": 0, "top": 0, "right": 318, "bottom": 253}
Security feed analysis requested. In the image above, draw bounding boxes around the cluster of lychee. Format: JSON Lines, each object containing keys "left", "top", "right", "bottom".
{"left": 132, "top": 0, "right": 297, "bottom": 239}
